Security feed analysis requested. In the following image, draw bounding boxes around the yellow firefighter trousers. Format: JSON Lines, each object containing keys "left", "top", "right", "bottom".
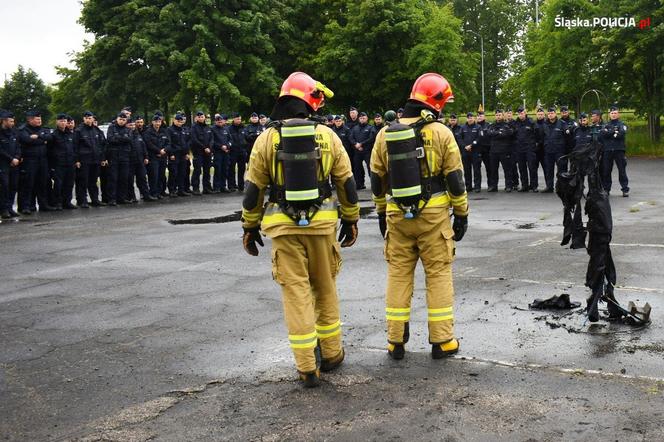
{"left": 271, "top": 232, "right": 343, "bottom": 373}
{"left": 384, "top": 210, "right": 456, "bottom": 345}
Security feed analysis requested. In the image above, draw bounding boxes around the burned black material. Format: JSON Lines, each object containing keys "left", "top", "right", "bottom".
{"left": 556, "top": 142, "right": 621, "bottom": 322}
{"left": 529, "top": 294, "right": 581, "bottom": 310}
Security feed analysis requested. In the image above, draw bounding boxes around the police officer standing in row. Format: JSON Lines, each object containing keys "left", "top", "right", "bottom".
{"left": 105, "top": 112, "right": 133, "bottom": 205}
{"left": 0, "top": 110, "right": 20, "bottom": 218}
{"left": 332, "top": 114, "right": 353, "bottom": 161}
{"left": 144, "top": 114, "right": 169, "bottom": 199}
{"left": 474, "top": 111, "right": 491, "bottom": 192}
{"left": 601, "top": 106, "right": 629, "bottom": 197}
{"left": 245, "top": 112, "right": 264, "bottom": 157}
{"left": 487, "top": 109, "right": 514, "bottom": 192}
{"left": 73, "top": 111, "right": 104, "bottom": 208}
{"left": 349, "top": 111, "right": 376, "bottom": 190}
{"left": 18, "top": 110, "right": 55, "bottom": 213}
{"left": 460, "top": 112, "right": 481, "bottom": 192}
{"left": 513, "top": 106, "right": 538, "bottom": 192}
{"left": 167, "top": 113, "right": 191, "bottom": 197}
{"left": 48, "top": 113, "right": 77, "bottom": 209}
{"left": 228, "top": 112, "right": 247, "bottom": 192}
{"left": 211, "top": 114, "right": 231, "bottom": 193}
{"left": 190, "top": 111, "right": 214, "bottom": 195}
{"left": 346, "top": 106, "right": 359, "bottom": 130}
{"left": 541, "top": 106, "right": 568, "bottom": 193}
{"left": 127, "top": 117, "right": 154, "bottom": 202}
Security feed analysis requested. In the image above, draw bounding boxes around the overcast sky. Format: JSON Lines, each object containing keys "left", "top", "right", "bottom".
{"left": 0, "top": 0, "right": 92, "bottom": 85}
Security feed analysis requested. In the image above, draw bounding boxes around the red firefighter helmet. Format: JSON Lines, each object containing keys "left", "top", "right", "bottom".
{"left": 409, "top": 73, "right": 454, "bottom": 112}
{"left": 278, "top": 72, "right": 334, "bottom": 112}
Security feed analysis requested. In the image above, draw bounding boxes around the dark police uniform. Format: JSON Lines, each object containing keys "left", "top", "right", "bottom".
{"left": 182, "top": 124, "right": 192, "bottom": 192}
{"left": 600, "top": 118, "right": 629, "bottom": 194}
{"left": 475, "top": 118, "right": 491, "bottom": 191}
{"left": 127, "top": 128, "right": 150, "bottom": 200}
{"left": 487, "top": 120, "right": 514, "bottom": 191}
{"left": 18, "top": 119, "right": 53, "bottom": 212}
{"left": 211, "top": 121, "right": 231, "bottom": 192}
{"left": 513, "top": 116, "right": 538, "bottom": 191}
{"left": 105, "top": 121, "right": 133, "bottom": 204}
{"left": 228, "top": 121, "right": 247, "bottom": 191}
{"left": 244, "top": 120, "right": 264, "bottom": 157}
{"left": 534, "top": 116, "right": 546, "bottom": 186}
{"left": 332, "top": 121, "right": 353, "bottom": 162}
{"left": 348, "top": 119, "right": 376, "bottom": 189}
{"left": 167, "top": 122, "right": 189, "bottom": 196}
{"left": 48, "top": 126, "right": 76, "bottom": 208}
{"left": 541, "top": 117, "right": 569, "bottom": 191}
{"left": 573, "top": 124, "right": 593, "bottom": 151}
{"left": 144, "top": 123, "right": 170, "bottom": 198}
{"left": 73, "top": 122, "right": 105, "bottom": 206}
{"left": 459, "top": 120, "right": 479, "bottom": 190}
{"left": 190, "top": 119, "right": 214, "bottom": 193}
{"left": 0, "top": 123, "right": 20, "bottom": 215}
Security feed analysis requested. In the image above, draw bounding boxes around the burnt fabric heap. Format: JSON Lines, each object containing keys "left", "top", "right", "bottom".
{"left": 556, "top": 141, "right": 621, "bottom": 322}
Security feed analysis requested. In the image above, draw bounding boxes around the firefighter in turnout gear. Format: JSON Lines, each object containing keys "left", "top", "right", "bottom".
{"left": 241, "top": 72, "right": 360, "bottom": 388}
{"left": 370, "top": 73, "right": 468, "bottom": 360}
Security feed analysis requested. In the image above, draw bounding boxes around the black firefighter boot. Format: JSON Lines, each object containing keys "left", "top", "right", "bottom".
{"left": 586, "top": 289, "right": 603, "bottom": 322}
{"left": 320, "top": 348, "right": 345, "bottom": 372}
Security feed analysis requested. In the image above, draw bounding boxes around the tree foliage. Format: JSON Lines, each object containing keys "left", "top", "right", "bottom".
{"left": 0, "top": 66, "right": 52, "bottom": 124}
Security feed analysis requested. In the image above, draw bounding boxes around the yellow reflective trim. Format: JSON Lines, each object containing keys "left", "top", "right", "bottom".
{"left": 414, "top": 92, "right": 427, "bottom": 102}
{"left": 386, "top": 192, "right": 450, "bottom": 211}
{"left": 386, "top": 314, "right": 410, "bottom": 321}
{"left": 450, "top": 192, "right": 467, "bottom": 204}
{"left": 316, "top": 320, "right": 341, "bottom": 331}
{"left": 428, "top": 307, "right": 453, "bottom": 314}
{"left": 373, "top": 196, "right": 386, "bottom": 203}
{"left": 241, "top": 211, "right": 261, "bottom": 222}
{"left": 285, "top": 189, "right": 319, "bottom": 201}
{"left": 262, "top": 209, "right": 338, "bottom": 226}
{"left": 281, "top": 125, "right": 316, "bottom": 137}
{"left": 316, "top": 321, "right": 341, "bottom": 339}
{"left": 281, "top": 88, "right": 305, "bottom": 98}
{"left": 392, "top": 184, "right": 421, "bottom": 198}
{"left": 428, "top": 314, "right": 454, "bottom": 322}
{"left": 322, "top": 152, "right": 332, "bottom": 177}
{"left": 385, "top": 128, "right": 415, "bottom": 141}
{"left": 340, "top": 205, "right": 360, "bottom": 218}
{"left": 427, "top": 150, "right": 437, "bottom": 175}
{"left": 288, "top": 331, "right": 318, "bottom": 348}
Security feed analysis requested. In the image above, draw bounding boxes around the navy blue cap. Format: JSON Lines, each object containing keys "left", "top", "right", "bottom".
{"left": 117, "top": 112, "right": 128, "bottom": 119}
{"left": 504, "top": 106, "right": 512, "bottom": 112}
{"left": 397, "top": 108, "right": 404, "bottom": 113}
{"left": 56, "top": 113, "right": 68, "bottom": 120}
{"left": 250, "top": 112, "right": 258, "bottom": 118}
{"left": 0, "top": 110, "right": 14, "bottom": 119}
{"left": 195, "top": 110, "right": 205, "bottom": 116}
{"left": 374, "top": 113, "right": 382, "bottom": 118}
{"left": 579, "top": 112, "right": 588, "bottom": 118}
{"left": 26, "top": 110, "right": 41, "bottom": 117}
{"left": 359, "top": 111, "right": 367, "bottom": 117}
{"left": 547, "top": 106, "right": 556, "bottom": 112}
{"left": 517, "top": 106, "right": 525, "bottom": 112}
{"left": 537, "top": 107, "right": 544, "bottom": 112}
{"left": 466, "top": 112, "right": 474, "bottom": 117}
{"left": 610, "top": 105, "right": 619, "bottom": 111}
{"left": 561, "top": 106, "right": 569, "bottom": 112}
{"left": 591, "top": 109, "right": 601, "bottom": 116}
{"left": 174, "top": 113, "right": 185, "bottom": 121}
{"left": 326, "top": 114, "right": 333, "bottom": 121}
{"left": 154, "top": 111, "right": 164, "bottom": 117}
{"left": 152, "top": 114, "right": 162, "bottom": 121}
{"left": 350, "top": 106, "right": 357, "bottom": 111}
{"left": 127, "top": 118, "right": 135, "bottom": 123}
{"left": 450, "top": 113, "right": 457, "bottom": 119}
{"left": 122, "top": 106, "right": 132, "bottom": 112}
{"left": 134, "top": 115, "right": 143, "bottom": 121}
{"left": 231, "top": 112, "right": 240, "bottom": 118}
{"left": 333, "top": 114, "right": 343, "bottom": 121}
{"left": 66, "top": 115, "right": 74, "bottom": 122}
{"left": 83, "top": 111, "right": 94, "bottom": 117}
{"left": 495, "top": 109, "right": 503, "bottom": 113}
{"left": 478, "top": 111, "right": 485, "bottom": 116}
{"left": 259, "top": 114, "right": 266, "bottom": 119}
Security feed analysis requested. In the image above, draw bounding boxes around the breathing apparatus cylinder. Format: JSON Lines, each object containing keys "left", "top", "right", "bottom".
{"left": 386, "top": 123, "right": 423, "bottom": 218}
{"left": 278, "top": 119, "right": 320, "bottom": 225}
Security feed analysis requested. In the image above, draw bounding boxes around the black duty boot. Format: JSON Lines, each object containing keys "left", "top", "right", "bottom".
{"left": 8, "top": 208, "right": 19, "bottom": 217}
{"left": 387, "top": 343, "right": 405, "bottom": 360}
{"left": 298, "top": 369, "right": 320, "bottom": 388}
{"left": 1, "top": 210, "right": 11, "bottom": 219}
{"left": 432, "top": 338, "right": 460, "bottom": 359}
{"left": 320, "top": 349, "right": 345, "bottom": 372}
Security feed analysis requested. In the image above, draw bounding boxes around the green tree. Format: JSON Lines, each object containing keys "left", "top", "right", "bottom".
{"left": 0, "top": 66, "right": 52, "bottom": 124}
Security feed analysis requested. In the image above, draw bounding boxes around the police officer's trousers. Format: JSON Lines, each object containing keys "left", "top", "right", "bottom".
{"left": 352, "top": 148, "right": 371, "bottom": 189}
{"left": 212, "top": 151, "right": 230, "bottom": 191}
{"left": 18, "top": 155, "right": 50, "bottom": 211}
{"left": 147, "top": 157, "right": 166, "bottom": 197}
{"left": 384, "top": 211, "right": 456, "bottom": 345}
{"left": 228, "top": 150, "right": 247, "bottom": 190}
{"left": 472, "top": 147, "right": 490, "bottom": 191}
{"left": 461, "top": 150, "right": 473, "bottom": 190}
{"left": 51, "top": 164, "right": 75, "bottom": 207}
{"left": 0, "top": 164, "right": 19, "bottom": 211}
{"left": 191, "top": 153, "right": 212, "bottom": 192}
{"left": 601, "top": 150, "right": 629, "bottom": 193}
{"left": 128, "top": 160, "right": 150, "bottom": 199}
{"left": 488, "top": 152, "right": 513, "bottom": 190}
{"left": 76, "top": 162, "right": 101, "bottom": 204}
{"left": 517, "top": 151, "right": 538, "bottom": 190}
{"left": 271, "top": 233, "right": 343, "bottom": 374}
{"left": 543, "top": 151, "right": 566, "bottom": 190}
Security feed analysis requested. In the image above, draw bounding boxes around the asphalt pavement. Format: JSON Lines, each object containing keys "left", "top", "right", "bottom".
{"left": 1, "top": 158, "right": 663, "bottom": 441}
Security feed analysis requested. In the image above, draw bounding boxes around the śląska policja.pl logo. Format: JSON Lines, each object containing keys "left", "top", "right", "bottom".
{"left": 555, "top": 16, "right": 652, "bottom": 29}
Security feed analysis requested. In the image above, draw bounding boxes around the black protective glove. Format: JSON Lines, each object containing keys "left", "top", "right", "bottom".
{"left": 452, "top": 215, "right": 468, "bottom": 242}
{"left": 242, "top": 226, "right": 264, "bottom": 256}
{"left": 338, "top": 220, "right": 358, "bottom": 247}
{"left": 378, "top": 212, "right": 387, "bottom": 238}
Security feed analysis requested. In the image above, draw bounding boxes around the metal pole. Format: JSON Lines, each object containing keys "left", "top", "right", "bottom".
{"left": 535, "top": 0, "right": 539, "bottom": 24}
{"left": 480, "top": 35, "right": 485, "bottom": 110}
